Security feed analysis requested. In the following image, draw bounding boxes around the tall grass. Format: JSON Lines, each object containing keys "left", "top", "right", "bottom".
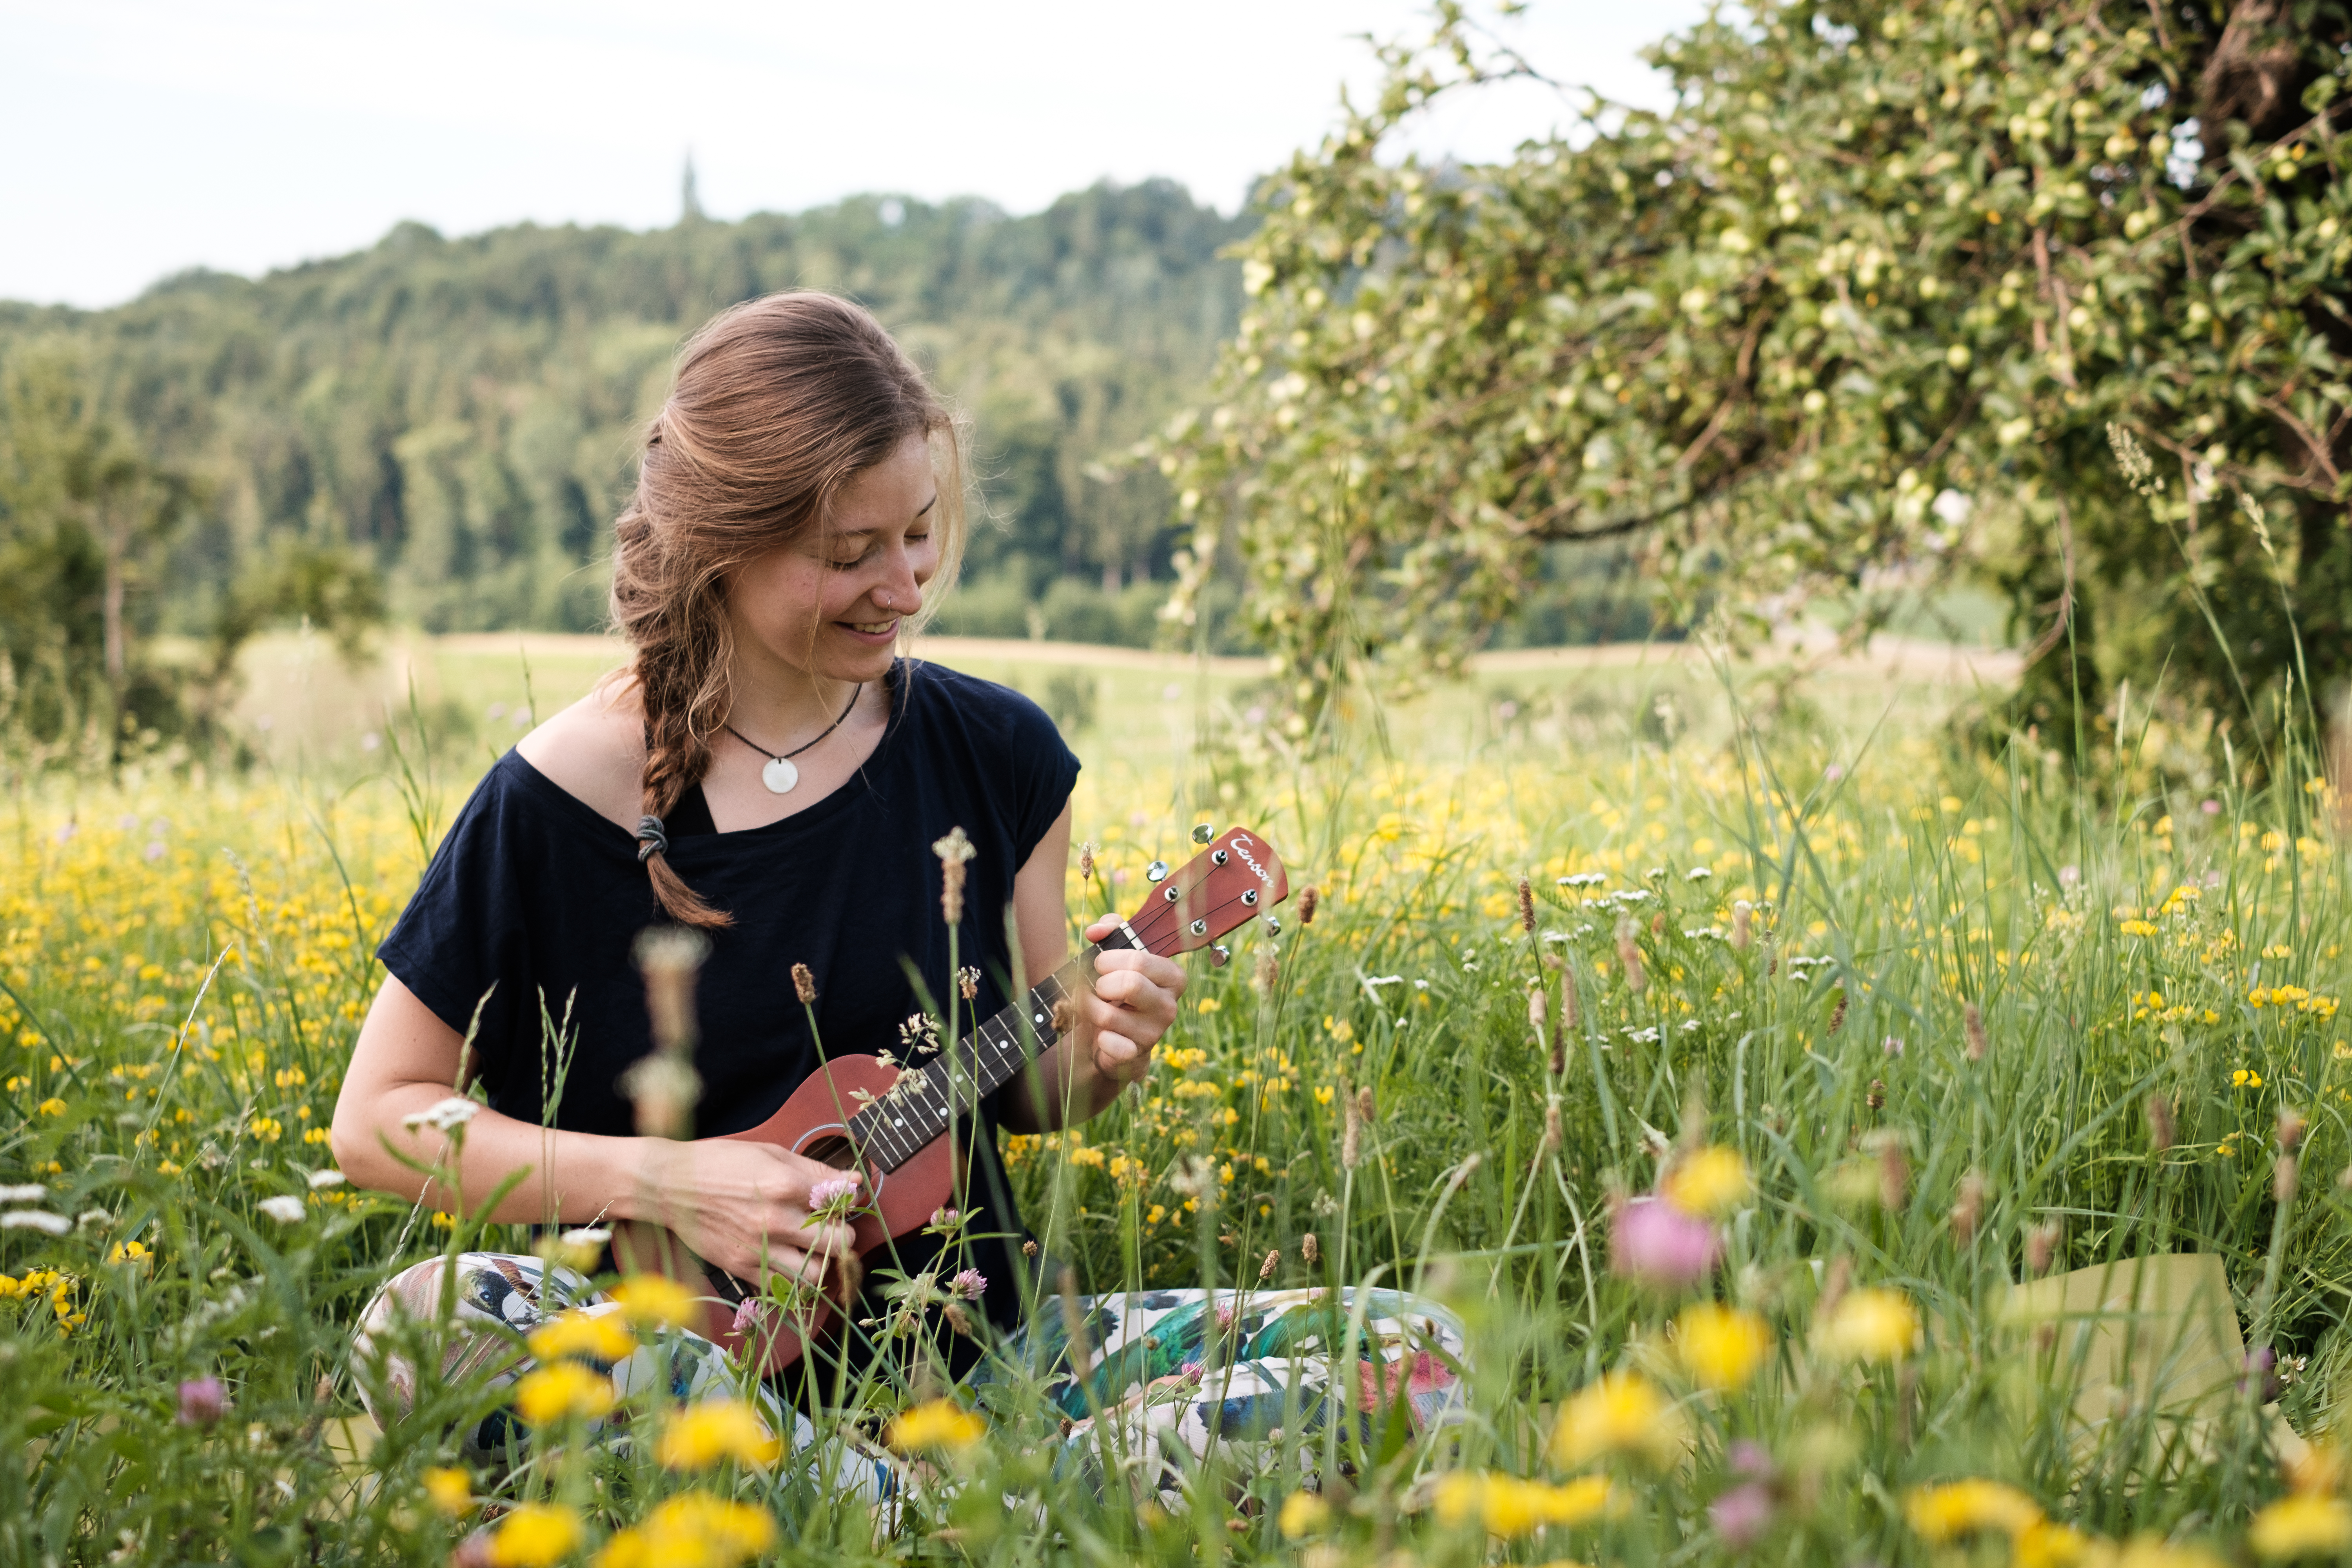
{"left": 5, "top": 679, "right": 2350, "bottom": 1566}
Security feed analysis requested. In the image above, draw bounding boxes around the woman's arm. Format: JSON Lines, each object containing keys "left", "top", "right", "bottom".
{"left": 328, "top": 975, "right": 851, "bottom": 1284}
{"left": 999, "top": 801, "right": 1187, "bottom": 1134}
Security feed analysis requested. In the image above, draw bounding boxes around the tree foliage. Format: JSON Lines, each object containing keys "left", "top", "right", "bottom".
{"left": 1163, "top": 0, "right": 2352, "bottom": 734}
{"left": 0, "top": 182, "right": 1247, "bottom": 642}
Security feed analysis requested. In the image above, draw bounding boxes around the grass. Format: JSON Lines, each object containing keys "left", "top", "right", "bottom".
{"left": 5, "top": 635, "right": 2350, "bottom": 1566}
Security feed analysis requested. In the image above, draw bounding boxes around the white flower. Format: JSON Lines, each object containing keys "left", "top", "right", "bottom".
{"left": 1686, "top": 866, "right": 1714, "bottom": 881}
{"left": 0, "top": 1184, "right": 49, "bottom": 1202}
{"left": 2, "top": 1210, "right": 73, "bottom": 1234}
{"left": 256, "top": 1196, "right": 308, "bottom": 1225}
{"left": 558, "top": 1227, "right": 610, "bottom": 1249}
{"left": 401, "top": 1097, "right": 481, "bottom": 1134}
{"left": 306, "top": 1169, "right": 347, "bottom": 1190}
{"left": 76, "top": 1209, "right": 111, "bottom": 1229}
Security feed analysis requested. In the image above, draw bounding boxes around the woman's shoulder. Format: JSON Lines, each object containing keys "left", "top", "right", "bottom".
{"left": 899, "top": 657, "right": 1056, "bottom": 731}
{"left": 513, "top": 677, "right": 649, "bottom": 833}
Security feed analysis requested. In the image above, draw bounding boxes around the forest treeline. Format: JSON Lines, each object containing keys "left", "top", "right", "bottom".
{"left": 0, "top": 181, "right": 1248, "bottom": 648}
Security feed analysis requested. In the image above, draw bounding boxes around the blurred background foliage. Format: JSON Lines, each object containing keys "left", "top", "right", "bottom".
{"left": 1163, "top": 0, "right": 2352, "bottom": 749}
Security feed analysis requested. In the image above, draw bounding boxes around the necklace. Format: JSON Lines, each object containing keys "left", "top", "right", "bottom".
{"left": 724, "top": 682, "right": 863, "bottom": 795}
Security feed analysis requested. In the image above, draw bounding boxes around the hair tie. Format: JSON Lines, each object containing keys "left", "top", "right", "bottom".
{"left": 635, "top": 815, "right": 669, "bottom": 863}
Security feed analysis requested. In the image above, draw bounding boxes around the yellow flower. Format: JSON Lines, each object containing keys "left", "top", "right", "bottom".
{"left": 486, "top": 1503, "right": 584, "bottom": 1567}
{"left": 2080, "top": 1534, "right": 2230, "bottom": 1568}
{"left": 1675, "top": 1302, "right": 1772, "bottom": 1390}
{"left": 36, "top": 1098, "right": 65, "bottom": 1117}
{"left": 2250, "top": 1494, "right": 2352, "bottom": 1560}
{"left": 1904, "top": 1479, "right": 2043, "bottom": 1543}
{"left": 1434, "top": 1472, "right": 1615, "bottom": 1538}
{"left": 2017, "top": 1519, "right": 2091, "bottom": 1568}
{"left": 2119, "top": 920, "right": 2158, "bottom": 937}
{"left": 886, "top": 1398, "right": 985, "bottom": 1453}
{"left": 106, "top": 1240, "right": 153, "bottom": 1267}
{"left": 1816, "top": 1287, "right": 1920, "bottom": 1363}
{"left": 1662, "top": 1146, "right": 1753, "bottom": 1218}
{"left": 512, "top": 1362, "right": 613, "bottom": 1426}
{"left": 1278, "top": 1491, "right": 1332, "bottom": 1538}
{"left": 249, "top": 1116, "right": 282, "bottom": 1143}
{"left": 607, "top": 1273, "right": 700, "bottom": 1331}
{"left": 1067, "top": 1145, "right": 1106, "bottom": 1168}
{"left": 656, "top": 1398, "right": 782, "bottom": 1470}
{"left": 526, "top": 1310, "right": 637, "bottom": 1366}
{"left": 596, "top": 1495, "right": 775, "bottom": 1568}
{"left": 2234, "top": 1069, "right": 2265, "bottom": 1089}
{"left": 421, "top": 1465, "right": 473, "bottom": 1516}
{"left": 1550, "top": 1371, "right": 1687, "bottom": 1467}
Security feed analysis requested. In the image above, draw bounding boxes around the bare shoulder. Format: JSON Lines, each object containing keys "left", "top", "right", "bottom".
{"left": 514, "top": 676, "right": 647, "bottom": 832}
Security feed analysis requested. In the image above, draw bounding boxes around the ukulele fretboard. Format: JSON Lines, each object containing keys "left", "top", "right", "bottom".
{"left": 846, "top": 933, "right": 1129, "bottom": 1172}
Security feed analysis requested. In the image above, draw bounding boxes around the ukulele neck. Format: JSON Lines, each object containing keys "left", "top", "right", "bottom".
{"left": 847, "top": 923, "right": 1141, "bottom": 1173}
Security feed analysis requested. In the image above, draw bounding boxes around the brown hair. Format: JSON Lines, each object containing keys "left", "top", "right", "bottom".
{"left": 610, "top": 291, "right": 965, "bottom": 928}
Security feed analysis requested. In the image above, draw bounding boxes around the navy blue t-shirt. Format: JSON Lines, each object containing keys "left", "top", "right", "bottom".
{"left": 376, "top": 659, "right": 1078, "bottom": 1367}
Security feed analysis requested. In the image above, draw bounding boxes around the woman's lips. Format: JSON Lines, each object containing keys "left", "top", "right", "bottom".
{"left": 838, "top": 617, "right": 899, "bottom": 642}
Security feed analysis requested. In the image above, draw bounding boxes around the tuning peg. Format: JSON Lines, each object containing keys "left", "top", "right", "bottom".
{"left": 1145, "top": 860, "right": 1169, "bottom": 883}
{"left": 1264, "top": 915, "right": 1281, "bottom": 937}
{"left": 1191, "top": 823, "right": 1215, "bottom": 844}
{"left": 1208, "top": 944, "right": 1231, "bottom": 967}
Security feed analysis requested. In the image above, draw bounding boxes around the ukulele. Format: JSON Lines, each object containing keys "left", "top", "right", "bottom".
{"left": 610, "top": 824, "right": 1290, "bottom": 1374}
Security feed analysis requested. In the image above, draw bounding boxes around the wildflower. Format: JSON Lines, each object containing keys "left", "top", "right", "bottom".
{"left": 957, "top": 964, "right": 980, "bottom": 1001}
{"left": 2118, "top": 919, "right": 2159, "bottom": 936}
{"left": 1435, "top": 1471, "right": 1615, "bottom": 1537}
{"left": 2250, "top": 1493, "right": 2352, "bottom": 1559}
{"left": 1816, "top": 1287, "right": 1919, "bottom": 1363}
{"left": 1610, "top": 1198, "right": 1720, "bottom": 1289}
{"left": 1731, "top": 900, "right": 1753, "bottom": 950}
{"left": 513, "top": 1361, "right": 613, "bottom": 1425}
{"left": 1519, "top": 877, "right": 1537, "bottom": 933}
{"left": 634, "top": 926, "right": 709, "bottom": 1052}
{"left": 525, "top": 1310, "right": 637, "bottom": 1366}
{"left": 657, "top": 1398, "right": 782, "bottom": 1470}
{"left": 1663, "top": 1147, "right": 1751, "bottom": 1218}
{"left": 1078, "top": 840, "right": 1095, "bottom": 882}
{"left": 0, "top": 1185, "right": 45, "bottom": 1203}
{"left": 485, "top": 1502, "right": 584, "bottom": 1568}
{"left": 1711, "top": 1479, "right": 1776, "bottom": 1550}
{"left": 422, "top": 1465, "right": 473, "bottom": 1515}
{"left": 307, "top": 1168, "right": 347, "bottom": 1190}
{"left": 1551, "top": 1371, "right": 1688, "bottom": 1467}
{"left": 887, "top": 1397, "right": 985, "bottom": 1453}
{"left": 1278, "top": 1491, "right": 1332, "bottom": 1537}
{"left": 1951, "top": 1171, "right": 1987, "bottom": 1242}
{"left": 1675, "top": 1302, "right": 1773, "bottom": 1390}
{"left": 608, "top": 1273, "right": 700, "bottom": 1330}
{"left": 949, "top": 1267, "right": 987, "bottom": 1298}
{"left": 596, "top": 1495, "right": 773, "bottom": 1568}
{"left": 256, "top": 1195, "right": 307, "bottom": 1225}
{"left": 2, "top": 1210, "right": 72, "bottom": 1234}
{"left": 1301, "top": 1231, "right": 1319, "bottom": 1264}
{"left": 1259, "top": 1248, "right": 1280, "bottom": 1280}
{"left": 2236, "top": 1069, "right": 2265, "bottom": 1088}
{"left": 1904, "top": 1479, "right": 2044, "bottom": 1543}
{"left": 106, "top": 1239, "right": 153, "bottom": 1267}
{"left": 401, "top": 1097, "right": 481, "bottom": 1134}
{"left": 547, "top": 1227, "right": 610, "bottom": 1272}
{"left": 792, "top": 963, "right": 817, "bottom": 1005}
{"left": 177, "top": 1376, "right": 227, "bottom": 1427}
{"left": 2018, "top": 1519, "right": 2090, "bottom": 1568}
{"left": 806, "top": 1174, "right": 862, "bottom": 1219}
{"left": 36, "top": 1098, "right": 66, "bottom": 1117}
{"left": 933, "top": 826, "right": 976, "bottom": 924}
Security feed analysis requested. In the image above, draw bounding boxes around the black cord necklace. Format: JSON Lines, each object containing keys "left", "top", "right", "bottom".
{"left": 724, "top": 682, "right": 862, "bottom": 795}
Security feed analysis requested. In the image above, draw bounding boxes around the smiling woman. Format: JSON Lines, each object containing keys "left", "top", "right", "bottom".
{"left": 327, "top": 291, "right": 1192, "bottom": 1452}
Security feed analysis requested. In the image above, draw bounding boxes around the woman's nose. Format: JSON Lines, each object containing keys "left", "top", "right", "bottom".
{"left": 875, "top": 552, "right": 923, "bottom": 613}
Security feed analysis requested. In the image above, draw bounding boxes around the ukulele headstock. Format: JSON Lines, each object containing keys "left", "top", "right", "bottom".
{"left": 1118, "top": 825, "right": 1290, "bottom": 960}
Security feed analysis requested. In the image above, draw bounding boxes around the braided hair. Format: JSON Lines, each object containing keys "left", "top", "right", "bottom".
{"left": 607, "top": 292, "right": 965, "bottom": 928}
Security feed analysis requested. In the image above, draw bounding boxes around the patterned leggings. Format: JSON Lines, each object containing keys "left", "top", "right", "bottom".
{"left": 355, "top": 1253, "right": 1468, "bottom": 1508}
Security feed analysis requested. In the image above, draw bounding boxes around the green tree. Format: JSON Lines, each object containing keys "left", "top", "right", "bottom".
{"left": 1163, "top": 0, "right": 2352, "bottom": 742}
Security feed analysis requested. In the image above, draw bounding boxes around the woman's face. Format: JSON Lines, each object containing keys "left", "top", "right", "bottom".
{"left": 724, "top": 432, "right": 940, "bottom": 689}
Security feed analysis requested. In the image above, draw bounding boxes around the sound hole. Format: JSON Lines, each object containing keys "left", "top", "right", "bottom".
{"left": 798, "top": 1132, "right": 860, "bottom": 1171}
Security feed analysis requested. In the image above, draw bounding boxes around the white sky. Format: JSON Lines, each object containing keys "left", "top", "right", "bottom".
{"left": 3, "top": 1, "right": 1707, "bottom": 310}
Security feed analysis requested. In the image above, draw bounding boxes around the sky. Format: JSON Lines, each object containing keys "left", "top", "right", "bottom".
{"left": 3, "top": 1, "right": 1708, "bottom": 310}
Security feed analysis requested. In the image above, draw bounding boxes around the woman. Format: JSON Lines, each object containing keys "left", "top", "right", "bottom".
{"left": 332, "top": 291, "right": 1463, "bottom": 1501}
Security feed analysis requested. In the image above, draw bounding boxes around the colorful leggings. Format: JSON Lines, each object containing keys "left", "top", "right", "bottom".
{"left": 354, "top": 1254, "right": 1467, "bottom": 1508}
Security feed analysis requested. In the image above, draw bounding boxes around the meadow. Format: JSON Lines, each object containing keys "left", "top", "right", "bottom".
{"left": 7, "top": 632, "right": 2351, "bottom": 1568}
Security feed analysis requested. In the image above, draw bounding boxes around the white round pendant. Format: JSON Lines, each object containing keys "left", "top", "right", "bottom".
{"left": 760, "top": 756, "right": 800, "bottom": 795}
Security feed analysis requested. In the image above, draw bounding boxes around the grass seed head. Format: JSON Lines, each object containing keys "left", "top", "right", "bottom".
{"left": 1731, "top": 899, "right": 1754, "bottom": 950}
{"left": 1299, "top": 885, "right": 1318, "bottom": 925}
{"left": 1518, "top": 876, "right": 1536, "bottom": 933}
{"left": 2026, "top": 1219, "right": 2062, "bottom": 1276}
{"left": 1964, "top": 1002, "right": 1988, "bottom": 1061}
{"left": 2146, "top": 1093, "right": 2176, "bottom": 1152}
{"left": 791, "top": 962, "right": 817, "bottom": 1005}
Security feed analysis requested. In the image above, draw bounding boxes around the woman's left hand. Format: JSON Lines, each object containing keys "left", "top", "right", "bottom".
{"left": 1075, "top": 916, "right": 1187, "bottom": 1087}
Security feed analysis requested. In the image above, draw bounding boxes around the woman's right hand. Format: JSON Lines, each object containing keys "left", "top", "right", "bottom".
{"left": 630, "top": 1138, "right": 858, "bottom": 1287}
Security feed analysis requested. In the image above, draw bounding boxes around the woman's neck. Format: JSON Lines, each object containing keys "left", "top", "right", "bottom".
{"left": 721, "top": 655, "right": 871, "bottom": 747}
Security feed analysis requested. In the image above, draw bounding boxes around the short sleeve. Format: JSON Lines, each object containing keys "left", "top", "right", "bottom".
{"left": 1005, "top": 689, "right": 1080, "bottom": 867}
{"left": 375, "top": 761, "right": 535, "bottom": 1098}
